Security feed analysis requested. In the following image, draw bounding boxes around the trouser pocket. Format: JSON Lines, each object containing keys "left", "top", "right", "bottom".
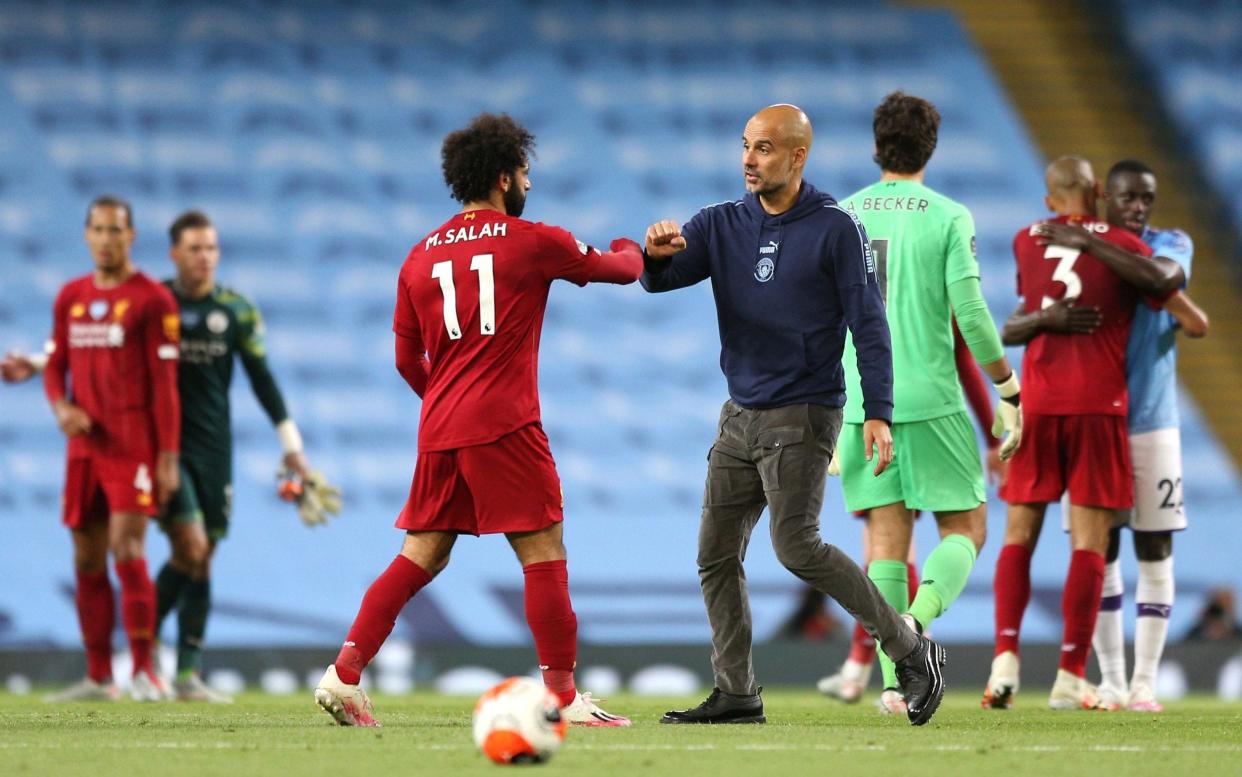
{"left": 756, "top": 426, "right": 805, "bottom": 492}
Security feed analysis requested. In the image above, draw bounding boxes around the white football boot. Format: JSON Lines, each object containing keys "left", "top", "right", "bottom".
{"left": 1126, "top": 683, "right": 1164, "bottom": 713}
{"left": 130, "top": 668, "right": 171, "bottom": 702}
{"left": 314, "top": 665, "right": 380, "bottom": 727}
{"left": 44, "top": 677, "right": 120, "bottom": 703}
{"left": 817, "top": 659, "right": 872, "bottom": 704}
{"left": 1048, "top": 669, "right": 1101, "bottom": 710}
{"left": 1096, "top": 680, "right": 1128, "bottom": 712}
{"left": 981, "top": 650, "right": 1020, "bottom": 709}
{"left": 877, "top": 688, "right": 908, "bottom": 715}
{"left": 173, "top": 673, "right": 234, "bottom": 704}
{"left": 561, "top": 691, "right": 631, "bottom": 727}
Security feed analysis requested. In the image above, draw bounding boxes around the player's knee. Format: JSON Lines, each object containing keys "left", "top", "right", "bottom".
{"left": 774, "top": 534, "right": 824, "bottom": 574}
{"left": 968, "top": 522, "right": 987, "bottom": 554}
{"left": 1134, "top": 531, "right": 1172, "bottom": 561}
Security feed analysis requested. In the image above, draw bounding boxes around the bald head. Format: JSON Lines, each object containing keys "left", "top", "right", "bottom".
{"left": 747, "top": 104, "right": 813, "bottom": 151}
{"left": 1044, "top": 156, "right": 1099, "bottom": 216}
{"left": 741, "top": 105, "right": 813, "bottom": 212}
{"left": 1045, "top": 156, "right": 1095, "bottom": 197}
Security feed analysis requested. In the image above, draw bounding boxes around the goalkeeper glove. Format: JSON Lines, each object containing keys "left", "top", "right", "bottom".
{"left": 277, "top": 467, "right": 342, "bottom": 527}
{"left": 991, "top": 372, "right": 1023, "bottom": 461}
{"left": 827, "top": 447, "right": 841, "bottom": 477}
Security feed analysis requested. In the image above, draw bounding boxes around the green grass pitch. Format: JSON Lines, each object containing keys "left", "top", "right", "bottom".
{"left": 1, "top": 690, "right": 1239, "bottom": 777}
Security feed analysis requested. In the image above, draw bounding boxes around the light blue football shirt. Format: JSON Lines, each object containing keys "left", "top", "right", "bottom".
{"left": 1127, "top": 226, "right": 1194, "bottom": 434}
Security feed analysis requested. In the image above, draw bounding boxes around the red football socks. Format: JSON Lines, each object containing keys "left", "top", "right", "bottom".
{"left": 906, "top": 563, "right": 920, "bottom": 609}
{"left": 1059, "top": 549, "right": 1105, "bottom": 677}
{"left": 114, "top": 559, "right": 155, "bottom": 675}
{"left": 335, "top": 555, "right": 432, "bottom": 685}
{"left": 75, "top": 569, "right": 115, "bottom": 683}
{"left": 994, "top": 544, "right": 1032, "bottom": 656}
{"left": 847, "top": 619, "right": 876, "bottom": 664}
{"left": 523, "top": 560, "right": 578, "bottom": 707}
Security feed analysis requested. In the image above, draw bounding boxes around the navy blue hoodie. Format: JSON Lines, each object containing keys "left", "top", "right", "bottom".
{"left": 641, "top": 182, "right": 894, "bottom": 421}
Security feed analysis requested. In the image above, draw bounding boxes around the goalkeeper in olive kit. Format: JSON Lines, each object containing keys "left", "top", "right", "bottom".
{"left": 3, "top": 209, "right": 338, "bottom": 702}
{"left": 154, "top": 210, "right": 338, "bottom": 701}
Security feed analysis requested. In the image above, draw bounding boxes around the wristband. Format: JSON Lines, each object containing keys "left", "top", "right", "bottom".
{"left": 276, "top": 419, "right": 304, "bottom": 454}
{"left": 993, "top": 372, "right": 1020, "bottom": 400}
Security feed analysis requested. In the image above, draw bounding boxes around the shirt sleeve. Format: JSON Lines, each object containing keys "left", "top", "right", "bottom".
{"left": 947, "top": 276, "right": 1005, "bottom": 366}
{"left": 1152, "top": 230, "right": 1192, "bottom": 291}
{"left": 831, "top": 208, "right": 894, "bottom": 422}
{"left": 639, "top": 209, "right": 712, "bottom": 293}
{"left": 146, "top": 285, "right": 182, "bottom": 454}
{"left": 535, "top": 224, "right": 604, "bottom": 287}
{"left": 944, "top": 205, "right": 982, "bottom": 286}
{"left": 1154, "top": 229, "right": 1193, "bottom": 286}
{"left": 392, "top": 273, "right": 430, "bottom": 396}
{"left": 392, "top": 266, "right": 421, "bottom": 339}
{"left": 953, "top": 320, "right": 999, "bottom": 449}
{"left": 43, "top": 285, "right": 70, "bottom": 405}
{"left": 235, "top": 296, "right": 290, "bottom": 426}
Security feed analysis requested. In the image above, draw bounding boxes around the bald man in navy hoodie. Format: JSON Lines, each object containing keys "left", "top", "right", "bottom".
{"left": 645, "top": 105, "right": 946, "bottom": 727}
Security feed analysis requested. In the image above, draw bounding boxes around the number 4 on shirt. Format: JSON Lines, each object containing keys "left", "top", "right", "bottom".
{"left": 431, "top": 253, "right": 496, "bottom": 339}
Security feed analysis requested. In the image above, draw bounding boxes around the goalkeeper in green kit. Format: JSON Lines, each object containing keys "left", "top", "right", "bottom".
{"left": 4, "top": 210, "right": 341, "bottom": 701}
{"left": 835, "top": 93, "right": 1023, "bottom": 713}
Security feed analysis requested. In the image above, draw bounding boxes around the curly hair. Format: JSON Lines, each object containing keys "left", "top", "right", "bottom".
{"left": 441, "top": 113, "right": 535, "bottom": 204}
{"left": 872, "top": 91, "right": 940, "bottom": 174}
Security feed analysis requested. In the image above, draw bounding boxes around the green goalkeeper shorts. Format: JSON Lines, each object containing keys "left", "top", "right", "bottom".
{"left": 161, "top": 456, "right": 234, "bottom": 542}
{"left": 839, "top": 411, "right": 986, "bottom": 514}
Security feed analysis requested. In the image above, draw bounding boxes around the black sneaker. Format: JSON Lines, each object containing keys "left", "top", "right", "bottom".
{"left": 895, "top": 635, "right": 947, "bottom": 726}
{"left": 660, "top": 687, "right": 766, "bottom": 724}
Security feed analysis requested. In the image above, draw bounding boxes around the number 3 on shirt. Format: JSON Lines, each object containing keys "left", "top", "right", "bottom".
{"left": 1041, "top": 245, "right": 1082, "bottom": 309}
{"left": 431, "top": 254, "right": 496, "bottom": 339}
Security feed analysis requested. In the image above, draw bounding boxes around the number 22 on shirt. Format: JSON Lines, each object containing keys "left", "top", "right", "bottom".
{"left": 431, "top": 253, "right": 496, "bottom": 339}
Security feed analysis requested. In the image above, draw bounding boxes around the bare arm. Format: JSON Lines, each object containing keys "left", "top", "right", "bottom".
{"left": 1165, "top": 291, "right": 1209, "bottom": 338}
{"left": 1001, "top": 300, "right": 1102, "bottom": 346}
{"left": 1036, "top": 222, "right": 1183, "bottom": 297}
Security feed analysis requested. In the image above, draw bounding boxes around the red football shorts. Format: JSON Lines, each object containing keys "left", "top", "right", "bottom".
{"left": 397, "top": 423, "right": 565, "bottom": 536}
{"left": 1000, "top": 413, "right": 1133, "bottom": 509}
{"left": 62, "top": 454, "right": 159, "bottom": 528}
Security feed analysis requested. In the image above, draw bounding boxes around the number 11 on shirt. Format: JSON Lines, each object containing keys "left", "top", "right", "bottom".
{"left": 431, "top": 253, "right": 496, "bottom": 339}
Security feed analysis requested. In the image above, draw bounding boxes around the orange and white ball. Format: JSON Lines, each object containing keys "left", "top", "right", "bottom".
{"left": 472, "top": 677, "right": 568, "bottom": 765}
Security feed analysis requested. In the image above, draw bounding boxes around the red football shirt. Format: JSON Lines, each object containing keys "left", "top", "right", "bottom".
{"left": 394, "top": 211, "right": 615, "bottom": 451}
{"left": 44, "top": 271, "right": 181, "bottom": 459}
{"left": 1013, "top": 216, "right": 1153, "bottom": 416}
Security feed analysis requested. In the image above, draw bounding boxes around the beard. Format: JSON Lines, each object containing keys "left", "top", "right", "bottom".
{"left": 503, "top": 185, "right": 527, "bottom": 218}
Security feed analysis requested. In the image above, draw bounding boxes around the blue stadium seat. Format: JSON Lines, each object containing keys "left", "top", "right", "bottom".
{"left": 0, "top": 0, "right": 1235, "bottom": 649}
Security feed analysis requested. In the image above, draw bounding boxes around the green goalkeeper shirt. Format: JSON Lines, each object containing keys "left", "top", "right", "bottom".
{"left": 167, "top": 281, "right": 289, "bottom": 461}
{"left": 841, "top": 180, "right": 1003, "bottom": 424}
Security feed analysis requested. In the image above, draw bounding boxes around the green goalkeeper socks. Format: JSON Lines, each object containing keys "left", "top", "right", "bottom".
{"left": 907, "top": 534, "right": 977, "bottom": 630}
{"left": 868, "top": 560, "right": 909, "bottom": 690}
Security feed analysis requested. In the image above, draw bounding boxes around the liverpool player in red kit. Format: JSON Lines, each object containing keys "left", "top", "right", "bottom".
{"left": 43, "top": 196, "right": 181, "bottom": 702}
{"left": 314, "top": 114, "right": 643, "bottom": 727}
{"left": 984, "top": 158, "right": 1182, "bottom": 710}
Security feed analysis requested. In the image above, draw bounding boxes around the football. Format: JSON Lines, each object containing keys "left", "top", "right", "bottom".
{"left": 472, "top": 677, "right": 568, "bottom": 765}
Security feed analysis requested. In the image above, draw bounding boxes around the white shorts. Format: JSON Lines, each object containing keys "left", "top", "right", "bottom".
{"left": 1123, "top": 427, "right": 1186, "bottom": 532}
{"left": 1058, "top": 427, "right": 1186, "bottom": 533}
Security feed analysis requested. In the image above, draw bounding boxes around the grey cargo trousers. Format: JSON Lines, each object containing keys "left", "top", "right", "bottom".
{"left": 698, "top": 399, "right": 918, "bottom": 695}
